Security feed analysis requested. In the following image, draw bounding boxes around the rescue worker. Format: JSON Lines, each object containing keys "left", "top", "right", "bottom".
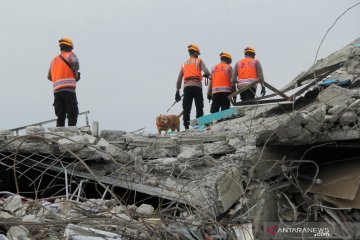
{"left": 231, "top": 47, "right": 266, "bottom": 101}
{"left": 207, "top": 52, "right": 234, "bottom": 113}
{"left": 47, "top": 38, "right": 80, "bottom": 127}
{"left": 175, "top": 44, "right": 210, "bottom": 129}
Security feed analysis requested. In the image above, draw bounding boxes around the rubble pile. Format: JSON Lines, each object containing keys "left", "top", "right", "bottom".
{"left": 0, "top": 38, "right": 360, "bottom": 239}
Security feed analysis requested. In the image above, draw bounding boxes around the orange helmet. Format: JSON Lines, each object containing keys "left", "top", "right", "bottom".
{"left": 244, "top": 47, "right": 255, "bottom": 54}
{"left": 188, "top": 44, "right": 200, "bottom": 54}
{"left": 220, "top": 52, "right": 232, "bottom": 60}
{"left": 59, "top": 38, "right": 74, "bottom": 48}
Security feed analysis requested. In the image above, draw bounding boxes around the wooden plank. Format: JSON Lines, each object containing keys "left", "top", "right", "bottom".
{"left": 263, "top": 82, "right": 290, "bottom": 100}
{"left": 228, "top": 80, "right": 290, "bottom": 105}
{"left": 228, "top": 80, "right": 259, "bottom": 105}
{"left": 190, "top": 108, "right": 244, "bottom": 126}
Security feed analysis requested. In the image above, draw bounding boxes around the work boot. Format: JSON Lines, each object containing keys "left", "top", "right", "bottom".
{"left": 184, "top": 125, "right": 189, "bottom": 130}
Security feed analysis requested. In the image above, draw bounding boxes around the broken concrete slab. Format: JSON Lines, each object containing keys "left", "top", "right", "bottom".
{"left": 318, "top": 84, "right": 355, "bottom": 107}
{"left": 21, "top": 214, "right": 41, "bottom": 223}
{"left": 321, "top": 128, "right": 360, "bottom": 141}
{"left": 48, "top": 127, "right": 79, "bottom": 133}
{"left": 148, "top": 157, "right": 178, "bottom": 165}
{"left": 328, "top": 105, "right": 347, "bottom": 115}
{"left": 16, "top": 140, "right": 56, "bottom": 154}
{"left": 83, "top": 133, "right": 97, "bottom": 145}
{"left": 58, "top": 135, "right": 89, "bottom": 153}
{"left": 25, "top": 126, "right": 45, "bottom": 135}
{"left": 141, "top": 146, "right": 179, "bottom": 159}
{"left": 178, "top": 145, "right": 203, "bottom": 159}
{"left": 64, "top": 224, "right": 123, "bottom": 240}
{"left": 2, "top": 195, "right": 23, "bottom": 213}
{"left": 0, "top": 211, "right": 14, "bottom": 219}
{"left": 308, "top": 160, "right": 360, "bottom": 200}
{"left": 136, "top": 204, "right": 154, "bottom": 216}
{"left": 6, "top": 226, "right": 29, "bottom": 240}
{"left": 96, "top": 138, "right": 131, "bottom": 163}
{"left": 339, "top": 110, "right": 357, "bottom": 126}
{"left": 100, "top": 130, "right": 126, "bottom": 141}
{"left": 76, "top": 146, "right": 104, "bottom": 160}
{"left": 203, "top": 141, "right": 235, "bottom": 155}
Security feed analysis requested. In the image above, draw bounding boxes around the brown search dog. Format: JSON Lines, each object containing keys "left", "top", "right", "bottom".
{"left": 156, "top": 111, "right": 183, "bottom": 135}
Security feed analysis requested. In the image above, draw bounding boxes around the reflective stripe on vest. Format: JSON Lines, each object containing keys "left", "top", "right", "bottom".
{"left": 182, "top": 57, "right": 202, "bottom": 82}
{"left": 50, "top": 52, "right": 76, "bottom": 92}
{"left": 212, "top": 62, "right": 232, "bottom": 94}
{"left": 237, "top": 58, "right": 258, "bottom": 84}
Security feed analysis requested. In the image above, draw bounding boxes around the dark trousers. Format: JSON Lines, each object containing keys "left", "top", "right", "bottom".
{"left": 210, "top": 92, "right": 231, "bottom": 113}
{"left": 183, "top": 86, "right": 204, "bottom": 128}
{"left": 240, "top": 87, "right": 256, "bottom": 101}
{"left": 53, "top": 91, "right": 79, "bottom": 127}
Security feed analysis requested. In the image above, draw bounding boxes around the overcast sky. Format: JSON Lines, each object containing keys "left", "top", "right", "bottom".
{"left": 1, "top": 0, "right": 359, "bottom": 133}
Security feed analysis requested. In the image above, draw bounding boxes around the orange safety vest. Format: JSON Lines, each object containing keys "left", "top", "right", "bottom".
{"left": 50, "top": 52, "right": 76, "bottom": 92}
{"left": 237, "top": 58, "right": 258, "bottom": 83}
{"left": 182, "top": 57, "right": 202, "bottom": 82}
{"left": 211, "top": 62, "right": 232, "bottom": 94}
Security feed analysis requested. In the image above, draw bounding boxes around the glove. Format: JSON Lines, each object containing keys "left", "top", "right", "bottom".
{"left": 261, "top": 86, "right": 266, "bottom": 97}
{"left": 175, "top": 91, "right": 181, "bottom": 102}
{"left": 207, "top": 95, "right": 212, "bottom": 101}
{"left": 203, "top": 73, "right": 210, "bottom": 79}
{"left": 76, "top": 72, "right": 81, "bottom": 82}
{"left": 232, "top": 95, "right": 237, "bottom": 102}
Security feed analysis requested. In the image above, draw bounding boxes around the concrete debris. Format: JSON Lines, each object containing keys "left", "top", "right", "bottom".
{"left": 233, "top": 224, "right": 254, "bottom": 240}
{"left": 140, "top": 145, "right": 179, "bottom": 158}
{"left": 0, "top": 211, "right": 14, "bottom": 219}
{"left": 25, "top": 126, "right": 45, "bottom": 135}
{"left": 178, "top": 145, "right": 203, "bottom": 159}
{"left": 136, "top": 204, "right": 154, "bottom": 216}
{"left": 2, "top": 195, "right": 23, "bottom": 214}
{"left": 64, "top": 224, "right": 123, "bottom": 240}
{"left": 339, "top": 110, "right": 357, "bottom": 126}
{"left": 58, "top": 135, "right": 89, "bottom": 153}
{"left": 203, "top": 141, "right": 235, "bottom": 155}
{"left": 318, "top": 84, "right": 355, "bottom": 107}
{"left": 96, "top": 138, "right": 131, "bottom": 163}
{"left": 100, "top": 130, "right": 126, "bottom": 140}
{"left": 83, "top": 133, "right": 98, "bottom": 145}
{"left": 6, "top": 226, "right": 29, "bottom": 240}
{"left": 48, "top": 126, "right": 80, "bottom": 133}
{"left": 1, "top": 38, "right": 360, "bottom": 239}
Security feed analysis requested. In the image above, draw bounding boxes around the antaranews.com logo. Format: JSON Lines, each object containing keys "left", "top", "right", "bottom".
{"left": 265, "top": 222, "right": 338, "bottom": 239}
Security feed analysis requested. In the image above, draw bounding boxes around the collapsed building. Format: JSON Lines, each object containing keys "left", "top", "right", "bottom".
{"left": 0, "top": 38, "right": 360, "bottom": 240}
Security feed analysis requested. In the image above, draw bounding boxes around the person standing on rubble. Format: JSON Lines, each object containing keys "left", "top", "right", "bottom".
{"left": 232, "top": 47, "right": 266, "bottom": 101}
{"left": 47, "top": 38, "right": 80, "bottom": 127}
{"left": 175, "top": 44, "right": 211, "bottom": 129}
{"left": 207, "top": 52, "right": 234, "bottom": 113}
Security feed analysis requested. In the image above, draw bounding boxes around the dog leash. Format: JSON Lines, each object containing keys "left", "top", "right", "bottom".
{"left": 165, "top": 94, "right": 183, "bottom": 114}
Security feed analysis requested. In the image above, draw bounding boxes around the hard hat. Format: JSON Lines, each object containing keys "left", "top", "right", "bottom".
{"left": 59, "top": 38, "right": 74, "bottom": 48}
{"left": 188, "top": 44, "right": 200, "bottom": 54}
{"left": 220, "top": 52, "right": 232, "bottom": 60}
{"left": 244, "top": 47, "right": 255, "bottom": 54}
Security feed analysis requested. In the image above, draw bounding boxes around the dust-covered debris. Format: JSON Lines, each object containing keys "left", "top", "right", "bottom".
{"left": 1, "top": 38, "right": 360, "bottom": 239}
